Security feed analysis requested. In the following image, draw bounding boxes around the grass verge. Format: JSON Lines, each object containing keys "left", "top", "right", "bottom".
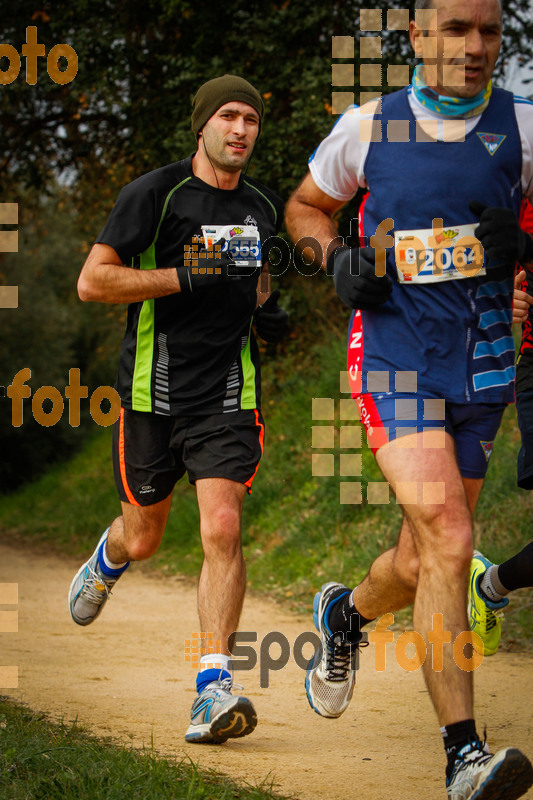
{"left": 0, "top": 698, "right": 287, "bottom": 800}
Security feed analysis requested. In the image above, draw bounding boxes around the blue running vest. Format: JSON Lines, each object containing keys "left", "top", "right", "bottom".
{"left": 349, "top": 88, "right": 522, "bottom": 403}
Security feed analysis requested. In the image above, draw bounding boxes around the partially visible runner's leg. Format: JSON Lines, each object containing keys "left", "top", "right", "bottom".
{"left": 68, "top": 497, "right": 171, "bottom": 626}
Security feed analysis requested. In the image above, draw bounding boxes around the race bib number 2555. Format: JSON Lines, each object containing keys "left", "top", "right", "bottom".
{"left": 201, "top": 224, "right": 261, "bottom": 267}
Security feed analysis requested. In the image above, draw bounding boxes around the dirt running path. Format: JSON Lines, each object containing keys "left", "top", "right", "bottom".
{"left": 1, "top": 542, "right": 532, "bottom": 800}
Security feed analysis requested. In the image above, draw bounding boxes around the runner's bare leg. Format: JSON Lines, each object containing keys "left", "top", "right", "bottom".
{"left": 196, "top": 478, "right": 247, "bottom": 655}
{"left": 373, "top": 429, "right": 474, "bottom": 725}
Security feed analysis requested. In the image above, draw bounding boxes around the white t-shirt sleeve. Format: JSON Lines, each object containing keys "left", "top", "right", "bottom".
{"left": 515, "top": 98, "right": 533, "bottom": 201}
{"left": 308, "top": 105, "right": 373, "bottom": 202}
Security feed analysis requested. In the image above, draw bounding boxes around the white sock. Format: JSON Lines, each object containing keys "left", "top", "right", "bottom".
{"left": 199, "top": 653, "right": 231, "bottom": 673}
{"left": 102, "top": 540, "right": 128, "bottom": 571}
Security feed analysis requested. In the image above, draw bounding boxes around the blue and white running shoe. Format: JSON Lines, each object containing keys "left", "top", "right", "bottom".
{"left": 306, "top": 581, "right": 364, "bottom": 719}
{"left": 68, "top": 530, "right": 126, "bottom": 626}
{"left": 185, "top": 677, "right": 257, "bottom": 743}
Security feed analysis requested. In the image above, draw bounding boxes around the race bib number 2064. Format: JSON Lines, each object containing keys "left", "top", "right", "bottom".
{"left": 394, "top": 223, "right": 485, "bottom": 284}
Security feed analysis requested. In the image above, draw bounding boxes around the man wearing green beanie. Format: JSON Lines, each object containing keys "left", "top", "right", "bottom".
{"left": 191, "top": 74, "right": 265, "bottom": 139}
{"left": 69, "top": 74, "right": 287, "bottom": 744}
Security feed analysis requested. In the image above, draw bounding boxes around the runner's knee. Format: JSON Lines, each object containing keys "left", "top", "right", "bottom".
{"left": 201, "top": 506, "right": 242, "bottom": 558}
{"left": 125, "top": 537, "right": 161, "bottom": 561}
{"left": 122, "top": 514, "right": 167, "bottom": 561}
{"left": 417, "top": 523, "right": 473, "bottom": 577}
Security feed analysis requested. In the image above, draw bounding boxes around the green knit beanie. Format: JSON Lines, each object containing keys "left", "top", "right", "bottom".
{"left": 191, "top": 74, "right": 264, "bottom": 138}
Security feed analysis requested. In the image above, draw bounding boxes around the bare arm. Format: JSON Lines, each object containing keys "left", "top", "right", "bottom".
{"left": 285, "top": 172, "right": 346, "bottom": 270}
{"left": 77, "top": 243, "right": 182, "bottom": 304}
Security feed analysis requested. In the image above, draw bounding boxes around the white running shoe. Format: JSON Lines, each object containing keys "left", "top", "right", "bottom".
{"left": 447, "top": 742, "right": 533, "bottom": 800}
{"left": 68, "top": 530, "right": 126, "bottom": 626}
{"left": 305, "top": 582, "right": 366, "bottom": 718}
{"left": 185, "top": 677, "right": 257, "bottom": 744}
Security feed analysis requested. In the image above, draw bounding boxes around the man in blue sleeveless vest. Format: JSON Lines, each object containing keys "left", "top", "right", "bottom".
{"left": 286, "top": 1, "right": 533, "bottom": 797}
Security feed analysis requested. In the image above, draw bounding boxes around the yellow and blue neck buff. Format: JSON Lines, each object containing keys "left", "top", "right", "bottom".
{"left": 412, "top": 64, "right": 492, "bottom": 118}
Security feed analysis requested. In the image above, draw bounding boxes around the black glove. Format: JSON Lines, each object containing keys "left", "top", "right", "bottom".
{"left": 177, "top": 238, "right": 258, "bottom": 293}
{"left": 329, "top": 246, "right": 393, "bottom": 310}
{"left": 254, "top": 289, "right": 289, "bottom": 342}
{"left": 469, "top": 201, "right": 533, "bottom": 277}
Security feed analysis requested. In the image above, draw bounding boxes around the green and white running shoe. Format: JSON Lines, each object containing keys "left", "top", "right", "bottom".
{"left": 468, "top": 551, "right": 508, "bottom": 656}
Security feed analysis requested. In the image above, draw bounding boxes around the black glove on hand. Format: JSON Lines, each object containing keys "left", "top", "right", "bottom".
{"left": 177, "top": 238, "right": 257, "bottom": 293}
{"left": 330, "top": 246, "right": 393, "bottom": 310}
{"left": 254, "top": 289, "right": 289, "bottom": 342}
{"left": 469, "top": 201, "right": 533, "bottom": 276}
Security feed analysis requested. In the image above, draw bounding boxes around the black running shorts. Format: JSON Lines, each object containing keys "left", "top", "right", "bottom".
{"left": 112, "top": 407, "right": 265, "bottom": 506}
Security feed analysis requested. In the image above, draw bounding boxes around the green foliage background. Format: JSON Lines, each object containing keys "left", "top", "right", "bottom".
{"left": 2, "top": 0, "right": 533, "bottom": 198}
{"left": 0, "top": 0, "right": 531, "bottom": 641}
{"left": 2, "top": 0, "right": 533, "bottom": 488}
